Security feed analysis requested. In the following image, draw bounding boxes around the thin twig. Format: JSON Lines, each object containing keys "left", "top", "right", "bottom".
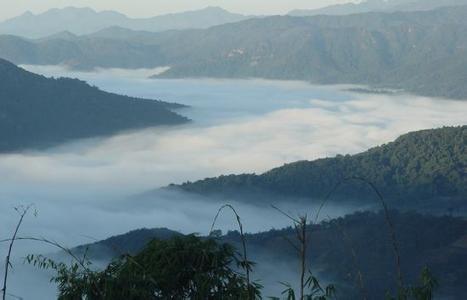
{"left": 271, "top": 205, "right": 300, "bottom": 223}
{"left": 5, "top": 293, "right": 22, "bottom": 300}
{"left": 299, "top": 216, "right": 307, "bottom": 300}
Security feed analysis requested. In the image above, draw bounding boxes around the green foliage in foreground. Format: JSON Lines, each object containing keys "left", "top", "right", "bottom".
{"left": 28, "top": 235, "right": 261, "bottom": 300}
{"left": 269, "top": 272, "right": 335, "bottom": 300}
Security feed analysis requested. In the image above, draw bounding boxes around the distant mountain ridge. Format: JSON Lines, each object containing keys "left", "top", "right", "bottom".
{"left": 170, "top": 126, "right": 467, "bottom": 209}
{"left": 0, "top": 6, "right": 250, "bottom": 38}
{"left": 150, "top": 6, "right": 467, "bottom": 99}
{"left": 0, "top": 58, "right": 188, "bottom": 152}
{"left": 289, "top": 0, "right": 467, "bottom": 16}
{"left": 2, "top": 6, "right": 467, "bottom": 99}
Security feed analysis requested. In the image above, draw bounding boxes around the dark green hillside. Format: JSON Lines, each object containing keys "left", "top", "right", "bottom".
{"left": 174, "top": 126, "right": 467, "bottom": 206}
{"left": 0, "top": 58, "right": 188, "bottom": 152}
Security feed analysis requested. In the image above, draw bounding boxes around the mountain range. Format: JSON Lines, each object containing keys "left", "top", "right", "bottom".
{"left": 289, "top": 0, "right": 467, "bottom": 16}
{"left": 168, "top": 126, "right": 467, "bottom": 211}
{"left": 0, "top": 58, "right": 188, "bottom": 152}
{"left": 1, "top": 6, "right": 467, "bottom": 99}
{"left": 2, "top": 0, "right": 466, "bottom": 40}
{"left": 0, "top": 6, "right": 250, "bottom": 39}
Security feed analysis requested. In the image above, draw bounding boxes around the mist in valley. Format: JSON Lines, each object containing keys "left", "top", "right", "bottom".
{"left": 1, "top": 66, "right": 467, "bottom": 299}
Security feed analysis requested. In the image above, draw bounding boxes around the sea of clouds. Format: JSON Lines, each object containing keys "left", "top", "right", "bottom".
{"left": 1, "top": 66, "right": 466, "bottom": 299}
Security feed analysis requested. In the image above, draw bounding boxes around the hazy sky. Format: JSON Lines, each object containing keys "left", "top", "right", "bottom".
{"left": 0, "top": 0, "right": 358, "bottom": 21}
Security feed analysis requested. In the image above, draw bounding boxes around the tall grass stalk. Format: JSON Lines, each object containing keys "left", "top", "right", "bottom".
{"left": 2, "top": 205, "right": 33, "bottom": 300}
{"left": 210, "top": 204, "right": 252, "bottom": 299}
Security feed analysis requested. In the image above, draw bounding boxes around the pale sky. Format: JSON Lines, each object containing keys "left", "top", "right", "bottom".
{"left": 0, "top": 0, "right": 359, "bottom": 21}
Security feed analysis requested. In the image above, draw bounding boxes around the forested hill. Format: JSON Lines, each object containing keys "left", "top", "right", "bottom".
{"left": 172, "top": 126, "right": 467, "bottom": 206}
{"left": 0, "top": 58, "right": 188, "bottom": 152}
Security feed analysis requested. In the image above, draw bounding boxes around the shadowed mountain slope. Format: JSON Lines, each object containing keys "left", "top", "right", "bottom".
{"left": 0, "top": 58, "right": 188, "bottom": 152}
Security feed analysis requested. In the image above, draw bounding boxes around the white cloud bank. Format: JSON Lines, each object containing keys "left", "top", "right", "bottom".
{"left": 0, "top": 92, "right": 465, "bottom": 193}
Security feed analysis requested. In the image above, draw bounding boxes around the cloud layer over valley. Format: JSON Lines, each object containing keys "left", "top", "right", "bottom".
{"left": 1, "top": 66, "right": 466, "bottom": 298}
{"left": 2, "top": 66, "right": 467, "bottom": 241}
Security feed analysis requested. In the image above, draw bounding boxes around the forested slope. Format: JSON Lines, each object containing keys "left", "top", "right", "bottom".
{"left": 0, "top": 58, "right": 188, "bottom": 152}
{"left": 173, "top": 126, "right": 466, "bottom": 206}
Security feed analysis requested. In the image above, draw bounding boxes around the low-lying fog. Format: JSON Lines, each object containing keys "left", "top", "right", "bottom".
{"left": 1, "top": 65, "right": 467, "bottom": 299}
